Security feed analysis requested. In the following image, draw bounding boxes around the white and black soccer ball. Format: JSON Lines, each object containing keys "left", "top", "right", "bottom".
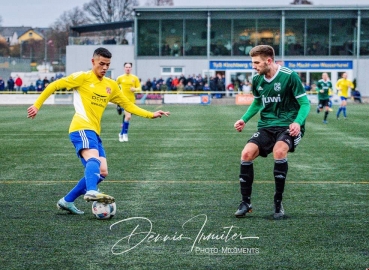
{"left": 92, "top": 201, "right": 116, "bottom": 220}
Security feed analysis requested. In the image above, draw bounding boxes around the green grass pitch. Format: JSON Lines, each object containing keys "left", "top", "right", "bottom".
{"left": 1, "top": 103, "right": 369, "bottom": 269}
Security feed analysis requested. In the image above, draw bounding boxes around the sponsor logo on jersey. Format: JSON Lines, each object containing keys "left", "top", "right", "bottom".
{"left": 262, "top": 94, "right": 281, "bottom": 106}
{"left": 274, "top": 82, "right": 281, "bottom": 91}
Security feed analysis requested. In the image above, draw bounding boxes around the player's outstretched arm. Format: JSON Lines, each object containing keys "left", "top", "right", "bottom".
{"left": 153, "top": 110, "right": 170, "bottom": 118}
{"left": 27, "top": 105, "right": 39, "bottom": 119}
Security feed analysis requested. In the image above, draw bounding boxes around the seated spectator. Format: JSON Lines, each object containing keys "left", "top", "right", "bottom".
{"left": 21, "top": 85, "right": 29, "bottom": 94}
{"left": 176, "top": 80, "right": 185, "bottom": 91}
{"left": 28, "top": 83, "right": 36, "bottom": 91}
{"left": 351, "top": 89, "right": 362, "bottom": 103}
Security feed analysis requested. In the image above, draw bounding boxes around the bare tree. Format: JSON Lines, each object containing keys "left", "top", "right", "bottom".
{"left": 145, "top": 0, "right": 174, "bottom": 5}
{"left": 83, "top": 0, "right": 139, "bottom": 24}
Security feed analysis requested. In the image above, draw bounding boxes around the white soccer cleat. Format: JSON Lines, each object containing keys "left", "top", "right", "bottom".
{"left": 119, "top": 133, "right": 124, "bottom": 142}
{"left": 123, "top": 134, "right": 128, "bottom": 142}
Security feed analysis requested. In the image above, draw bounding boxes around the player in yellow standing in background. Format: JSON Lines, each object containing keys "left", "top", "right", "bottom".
{"left": 336, "top": 72, "right": 354, "bottom": 120}
{"left": 116, "top": 62, "right": 141, "bottom": 142}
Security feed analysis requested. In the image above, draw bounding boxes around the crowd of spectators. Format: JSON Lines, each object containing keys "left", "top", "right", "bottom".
{"left": 0, "top": 74, "right": 64, "bottom": 93}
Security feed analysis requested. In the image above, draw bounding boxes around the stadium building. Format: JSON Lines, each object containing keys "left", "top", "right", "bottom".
{"left": 68, "top": 5, "right": 369, "bottom": 98}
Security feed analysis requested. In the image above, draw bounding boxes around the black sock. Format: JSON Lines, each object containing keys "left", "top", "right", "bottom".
{"left": 239, "top": 161, "right": 254, "bottom": 204}
{"left": 324, "top": 111, "right": 329, "bottom": 121}
{"left": 274, "top": 159, "right": 288, "bottom": 202}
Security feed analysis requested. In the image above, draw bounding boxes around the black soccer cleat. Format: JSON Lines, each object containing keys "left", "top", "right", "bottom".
{"left": 273, "top": 200, "right": 285, "bottom": 219}
{"left": 235, "top": 201, "right": 252, "bottom": 218}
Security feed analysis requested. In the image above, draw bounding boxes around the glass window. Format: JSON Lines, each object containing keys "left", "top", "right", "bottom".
{"left": 233, "top": 20, "right": 256, "bottom": 56}
{"left": 211, "top": 20, "right": 232, "bottom": 56}
{"left": 331, "top": 19, "right": 356, "bottom": 56}
{"left": 137, "top": 20, "right": 159, "bottom": 56}
{"left": 306, "top": 19, "right": 329, "bottom": 56}
{"left": 360, "top": 18, "right": 369, "bottom": 56}
{"left": 184, "top": 20, "right": 207, "bottom": 56}
{"left": 174, "top": 67, "right": 183, "bottom": 73}
{"left": 257, "top": 19, "right": 281, "bottom": 56}
{"left": 162, "top": 20, "right": 183, "bottom": 57}
{"left": 285, "top": 19, "right": 305, "bottom": 56}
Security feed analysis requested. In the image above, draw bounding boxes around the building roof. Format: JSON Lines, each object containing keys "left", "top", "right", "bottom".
{"left": 70, "top": 20, "right": 133, "bottom": 35}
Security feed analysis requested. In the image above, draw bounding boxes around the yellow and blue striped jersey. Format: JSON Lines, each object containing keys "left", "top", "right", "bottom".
{"left": 116, "top": 74, "right": 141, "bottom": 102}
{"left": 336, "top": 78, "right": 354, "bottom": 98}
{"left": 33, "top": 71, "right": 153, "bottom": 135}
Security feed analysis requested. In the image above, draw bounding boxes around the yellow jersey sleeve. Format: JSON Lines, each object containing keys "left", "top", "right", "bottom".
{"left": 109, "top": 81, "right": 154, "bottom": 119}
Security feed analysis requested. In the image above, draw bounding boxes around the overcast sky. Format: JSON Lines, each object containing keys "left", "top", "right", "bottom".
{"left": 1, "top": 0, "right": 367, "bottom": 28}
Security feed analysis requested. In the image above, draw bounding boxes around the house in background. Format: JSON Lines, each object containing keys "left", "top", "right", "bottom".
{"left": 0, "top": 27, "right": 49, "bottom": 46}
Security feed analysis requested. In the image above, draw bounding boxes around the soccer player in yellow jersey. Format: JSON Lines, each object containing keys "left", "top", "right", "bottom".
{"left": 336, "top": 72, "right": 354, "bottom": 120}
{"left": 27, "top": 47, "right": 169, "bottom": 215}
{"left": 116, "top": 62, "right": 141, "bottom": 142}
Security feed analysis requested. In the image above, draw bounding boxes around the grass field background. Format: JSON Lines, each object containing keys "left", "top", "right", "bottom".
{"left": 1, "top": 103, "right": 368, "bottom": 269}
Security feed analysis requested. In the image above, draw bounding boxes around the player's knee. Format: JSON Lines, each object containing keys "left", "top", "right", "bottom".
{"left": 273, "top": 149, "right": 288, "bottom": 160}
{"left": 241, "top": 149, "right": 256, "bottom": 161}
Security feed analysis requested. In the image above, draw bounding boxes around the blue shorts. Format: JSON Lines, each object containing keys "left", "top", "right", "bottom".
{"left": 69, "top": 130, "right": 106, "bottom": 159}
{"left": 340, "top": 96, "right": 347, "bottom": 101}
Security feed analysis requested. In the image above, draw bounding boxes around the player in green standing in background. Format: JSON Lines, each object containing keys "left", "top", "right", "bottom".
{"left": 316, "top": 72, "right": 333, "bottom": 124}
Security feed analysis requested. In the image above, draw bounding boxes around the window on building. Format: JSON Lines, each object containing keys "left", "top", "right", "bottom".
{"left": 161, "top": 66, "right": 184, "bottom": 75}
{"left": 306, "top": 19, "right": 329, "bottom": 56}
{"left": 211, "top": 20, "right": 232, "bottom": 56}
{"left": 257, "top": 19, "right": 281, "bottom": 55}
{"left": 233, "top": 19, "right": 256, "bottom": 56}
{"left": 285, "top": 19, "right": 305, "bottom": 56}
{"left": 360, "top": 18, "right": 369, "bottom": 56}
{"left": 185, "top": 20, "right": 207, "bottom": 56}
{"left": 331, "top": 19, "right": 356, "bottom": 56}
{"left": 137, "top": 20, "right": 159, "bottom": 56}
{"left": 162, "top": 20, "right": 183, "bottom": 57}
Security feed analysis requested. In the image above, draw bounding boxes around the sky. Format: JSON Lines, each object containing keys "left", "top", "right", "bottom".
{"left": 1, "top": 0, "right": 368, "bottom": 28}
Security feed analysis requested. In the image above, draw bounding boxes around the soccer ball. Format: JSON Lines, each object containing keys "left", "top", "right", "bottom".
{"left": 92, "top": 201, "right": 116, "bottom": 220}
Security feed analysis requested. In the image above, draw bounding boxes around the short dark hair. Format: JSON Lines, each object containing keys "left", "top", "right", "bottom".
{"left": 124, "top": 62, "right": 133, "bottom": 67}
{"left": 93, "top": 47, "right": 112, "bottom": 58}
{"left": 249, "top": 45, "right": 275, "bottom": 60}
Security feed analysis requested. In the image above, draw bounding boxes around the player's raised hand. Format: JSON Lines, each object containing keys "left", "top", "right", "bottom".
{"left": 234, "top": 119, "right": 245, "bottom": 132}
{"left": 153, "top": 110, "right": 170, "bottom": 118}
{"left": 27, "top": 105, "right": 39, "bottom": 119}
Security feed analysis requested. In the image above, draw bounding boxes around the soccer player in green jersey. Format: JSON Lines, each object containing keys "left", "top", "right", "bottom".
{"left": 234, "top": 45, "right": 310, "bottom": 219}
{"left": 27, "top": 47, "right": 170, "bottom": 215}
{"left": 316, "top": 72, "right": 333, "bottom": 124}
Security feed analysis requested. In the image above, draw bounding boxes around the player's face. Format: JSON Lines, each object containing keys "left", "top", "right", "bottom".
{"left": 322, "top": 73, "right": 329, "bottom": 81}
{"left": 92, "top": 55, "right": 111, "bottom": 79}
{"left": 342, "top": 72, "right": 347, "bottom": 79}
{"left": 251, "top": 56, "right": 270, "bottom": 75}
{"left": 124, "top": 64, "right": 132, "bottom": 74}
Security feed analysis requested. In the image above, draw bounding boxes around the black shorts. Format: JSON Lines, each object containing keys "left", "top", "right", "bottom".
{"left": 247, "top": 127, "right": 302, "bottom": 157}
{"left": 318, "top": 99, "right": 329, "bottom": 108}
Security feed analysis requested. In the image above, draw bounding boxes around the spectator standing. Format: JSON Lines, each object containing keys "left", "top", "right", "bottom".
{"left": 43, "top": 77, "right": 50, "bottom": 89}
{"left": 36, "top": 78, "right": 43, "bottom": 91}
{"left": 15, "top": 75, "right": 23, "bottom": 91}
{"left": 0, "top": 77, "right": 5, "bottom": 90}
{"left": 7, "top": 76, "right": 15, "bottom": 91}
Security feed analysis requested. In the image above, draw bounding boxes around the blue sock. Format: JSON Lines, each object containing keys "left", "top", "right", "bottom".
{"left": 342, "top": 107, "right": 347, "bottom": 117}
{"left": 122, "top": 121, "right": 130, "bottom": 134}
{"left": 64, "top": 177, "right": 86, "bottom": 202}
{"left": 85, "top": 157, "right": 101, "bottom": 191}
